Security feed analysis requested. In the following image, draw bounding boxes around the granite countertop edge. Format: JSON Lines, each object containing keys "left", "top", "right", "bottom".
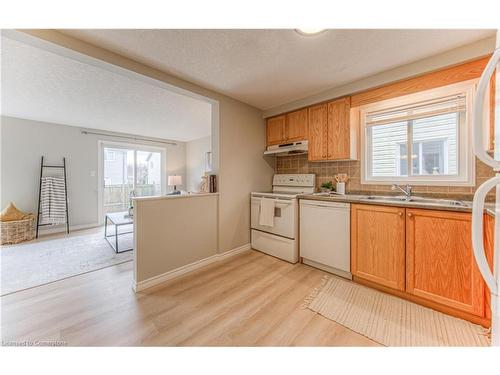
{"left": 297, "top": 194, "right": 496, "bottom": 218}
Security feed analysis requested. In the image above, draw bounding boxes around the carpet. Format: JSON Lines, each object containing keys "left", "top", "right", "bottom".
{"left": 303, "top": 275, "right": 490, "bottom": 347}
{"left": 1, "top": 228, "right": 133, "bottom": 295}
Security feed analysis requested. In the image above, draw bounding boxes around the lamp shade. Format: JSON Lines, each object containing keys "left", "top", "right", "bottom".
{"left": 168, "top": 175, "right": 182, "bottom": 186}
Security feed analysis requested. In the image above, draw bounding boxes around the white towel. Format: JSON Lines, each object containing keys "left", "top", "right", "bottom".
{"left": 259, "top": 198, "right": 275, "bottom": 227}
{"left": 40, "top": 176, "right": 67, "bottom": 225}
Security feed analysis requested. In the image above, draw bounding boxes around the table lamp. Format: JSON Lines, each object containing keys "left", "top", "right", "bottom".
{"left": 168, "top": 175, "right": 182, "bottom": 195}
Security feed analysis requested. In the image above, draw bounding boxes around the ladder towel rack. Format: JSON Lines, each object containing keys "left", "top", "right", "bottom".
{"left": 36, "top": 156, "right": 70, "bottom": 238}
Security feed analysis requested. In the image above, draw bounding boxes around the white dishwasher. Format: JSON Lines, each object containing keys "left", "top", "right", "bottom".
{"left": 299, "top": 199, "right": 351, "bottom": 279}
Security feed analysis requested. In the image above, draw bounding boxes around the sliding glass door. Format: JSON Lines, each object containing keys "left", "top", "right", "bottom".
{"left": 101, "top": 143, "right": 165, "bottom": 215}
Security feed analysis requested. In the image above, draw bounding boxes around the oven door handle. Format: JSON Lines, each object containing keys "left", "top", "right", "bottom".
{"left": 251, "top": 197, "right": 293, "bottom": 205}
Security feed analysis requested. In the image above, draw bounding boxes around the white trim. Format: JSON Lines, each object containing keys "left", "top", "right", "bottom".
{"left": 132, "top": 243, "right": 252, "bottom": 292}
{"left": 359, "top": 79, "right": 479, "bottom": 186}
{"left": 38, "top": 222, "right": 100, "bottom": 236}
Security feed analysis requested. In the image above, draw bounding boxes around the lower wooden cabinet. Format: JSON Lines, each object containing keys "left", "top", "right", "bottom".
{"left": 351, "top": 204, "right": 406, "bottom": 291}
{"left": 351, "top": 204, "right": 490, "bottom": 323}
{"left": 484, "top": 213, "right": 495, "bottom": 320}
{"left": 405, "top": 208, "right": 484, "bottom": 317}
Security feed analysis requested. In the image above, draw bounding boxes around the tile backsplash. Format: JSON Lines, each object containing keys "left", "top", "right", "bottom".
{"left": 276, "top": 154, "right": 496, "bottom": 201}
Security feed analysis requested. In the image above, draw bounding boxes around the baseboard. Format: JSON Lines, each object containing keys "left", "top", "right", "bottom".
{"left": 133, "top": 243, "right": 251, "bottom": 292}
{"left": 38, "top": 222, "right": 100, "bottom": 236}
{"left": 302, "top": 258, "right": 352, "bottom": 280}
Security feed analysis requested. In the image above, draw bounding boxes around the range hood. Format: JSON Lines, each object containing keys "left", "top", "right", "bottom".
{"left": 263, "top": 140, "right": 308, "bottom": 156}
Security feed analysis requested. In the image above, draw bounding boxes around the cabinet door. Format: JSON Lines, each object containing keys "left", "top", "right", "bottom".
{"left": 266, "top": 115, "right": 286, "bottom": 146}
{"left": 351, "top": 204, "right": 406, "bottom": 291}
{"left": 484, "top": 214, "right": 495, "bottom": 319}
{"left": 307, "top": 104, "right": 328, "bottom": 161}
{"left": 327, "top": 97, "right": 351, "bottom": 160}
{"left": 286, "top": 108, "right": 308, "bottom": 142}
{"left": 406, "top": 208, "right": 485, "bottom": 316}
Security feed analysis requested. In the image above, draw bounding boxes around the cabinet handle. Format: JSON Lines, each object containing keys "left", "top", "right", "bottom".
{"left": 398, "top": 212, "right": 403, "bottom": 216}
{"left": 408, "top": 213, "right": 413, "bottom": 217}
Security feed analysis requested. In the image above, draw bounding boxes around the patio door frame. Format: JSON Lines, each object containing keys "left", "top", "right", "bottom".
{"left": 97, "top": 140, "right": 167, "bottom": 225}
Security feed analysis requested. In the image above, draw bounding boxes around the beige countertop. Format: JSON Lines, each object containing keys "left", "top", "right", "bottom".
{"left": 132, "top": 192, "right": 219, "bottom": 202}
{"left": 297, "top": 193, "right": 496, "bottom": 217}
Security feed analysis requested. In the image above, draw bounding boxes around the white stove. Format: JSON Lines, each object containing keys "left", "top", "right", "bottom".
{"left": 250, "top": 174, "right": 315, "bottom": 263}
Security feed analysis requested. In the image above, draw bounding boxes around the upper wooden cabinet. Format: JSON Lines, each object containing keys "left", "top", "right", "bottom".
{"left": 308, "top": 97, "right": 352, "bottom": 161}
{"left": 285, "top": 108, "right": 308, "bottom": 142}
{"left": 307, "top": 104, "right": 328, "bottom": 161}
{"left": 266, "top": 110, "right": 308, "bottom": 146}
{"left": 351, "top": 204, "right": 406, "bottom": 291}
{"left": 266, "top": 115, "right": 286, "bottom": 146}
{"left": 327, "top": 97, "right": 351, "bottom": 160}
{"left": 265, "top": 98, "right": 352, "bottom": 158}
{"left": 406, "top": 208, "right": 485, "bottom": 317}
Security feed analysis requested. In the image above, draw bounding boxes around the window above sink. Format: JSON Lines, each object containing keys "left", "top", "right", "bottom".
{"left": 357, "top": 79, "right": 489, "bottom": 186}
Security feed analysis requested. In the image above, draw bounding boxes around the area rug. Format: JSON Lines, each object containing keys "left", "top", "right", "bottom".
{"left": 1, "top": 228, "right": 133, "bottom": 295}
{"left": 303, "top": 275, "right": 490, "bottom": 347}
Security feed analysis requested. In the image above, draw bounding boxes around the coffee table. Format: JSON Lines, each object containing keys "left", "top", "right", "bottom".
{"left": 104, "top": 211, "right": 133, "bottom": 253}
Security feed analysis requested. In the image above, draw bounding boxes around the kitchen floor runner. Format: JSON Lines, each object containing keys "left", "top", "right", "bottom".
{"left": 303, "top": 275, "right": 490, "bottom": 347}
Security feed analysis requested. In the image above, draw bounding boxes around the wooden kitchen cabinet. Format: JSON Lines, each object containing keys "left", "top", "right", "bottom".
{"left": 327, "top": 97, "right": 351, "bottom": 160}
{"left": 308, "top": 97, "right": 351, "bottom": 161}
{"left": 406, "top": 208, "right": 485, "bottom": 316}
{"left": 307, "top": 103, "right": 328, "bottom": 161}
{"left": 351, "top": 204, "right": 406, "bottom": 291}
{"left": 266, "top": 109, "right": 308, "bottom": 146}
{"left": 484, "top": 213, "right": 495, "bottom": 320}
{"left": 266, "top": 115, "right": 286, "bottom": 146}
{"left": 285, "top": 108, "right": 308, "bottom": 142}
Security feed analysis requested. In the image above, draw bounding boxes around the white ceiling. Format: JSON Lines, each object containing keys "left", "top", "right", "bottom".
{"left": 1, "top": 34, "right": 212, "bottom": 142}
{"left": 60, "top": 29, "right": 496, "bottom": 110}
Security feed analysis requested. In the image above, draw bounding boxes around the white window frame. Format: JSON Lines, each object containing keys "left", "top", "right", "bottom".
{"left": 359, "top": 79, "right": 483, "bottom": 186}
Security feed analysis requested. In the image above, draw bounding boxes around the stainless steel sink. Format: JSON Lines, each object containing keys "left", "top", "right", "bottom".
{"left": 420, "top": 198, "right": 469, "bottom": 207}
{"left": 362, "top": 195, "right": 410, "bottom": 202}
{"left": 360, "top": 195, "right": 469, "bottom": 207}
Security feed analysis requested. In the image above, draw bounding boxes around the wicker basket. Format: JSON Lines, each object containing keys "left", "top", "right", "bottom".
{"left": 0, "top": 215, "right": 36, "bottom": 245}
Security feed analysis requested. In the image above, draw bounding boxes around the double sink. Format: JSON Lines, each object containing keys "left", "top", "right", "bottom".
{"left": 360, "top": 195, "right": 469, "bottom": 207}
{"left": 312, "top": 192, "right": 470, "bottom": 209}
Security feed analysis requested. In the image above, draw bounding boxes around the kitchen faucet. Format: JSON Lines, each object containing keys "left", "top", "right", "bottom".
{"left": 392, "top": 184, "right": 412, "bottom": 200}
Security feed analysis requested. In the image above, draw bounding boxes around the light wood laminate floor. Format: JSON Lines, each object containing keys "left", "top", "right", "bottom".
{"left": 1, "top": 250, "right": 379, "bottom": 346}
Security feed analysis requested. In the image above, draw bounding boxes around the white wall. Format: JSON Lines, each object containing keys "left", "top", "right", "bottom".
{"left": 0, "top": 116, "right": 186, "bottom": 229}
{"left": 186, "top": 135, "right": 211, "bottom": 192}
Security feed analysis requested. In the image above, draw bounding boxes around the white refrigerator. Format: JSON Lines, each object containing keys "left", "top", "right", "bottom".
{"left": 472, "top": 30, "right": 500, "bottom": 346}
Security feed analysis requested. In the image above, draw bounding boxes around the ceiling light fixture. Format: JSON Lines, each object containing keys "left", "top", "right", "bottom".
{"left": 295, "top": 29, "right": 327, "bottom": 36}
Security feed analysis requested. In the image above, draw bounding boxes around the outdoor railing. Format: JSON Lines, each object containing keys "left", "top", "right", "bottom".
{"left": 103, "top": 184, "right": 160, "bottom": 213}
